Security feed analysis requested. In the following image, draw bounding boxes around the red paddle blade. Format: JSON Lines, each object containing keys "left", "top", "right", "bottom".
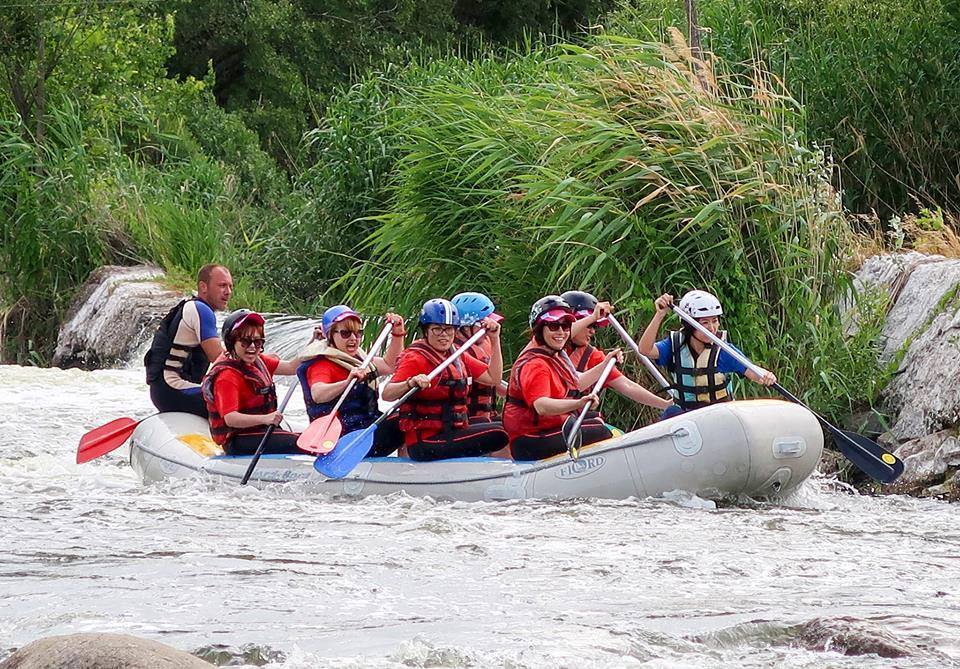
{"left": 77, "top": 417, "right": 139, "bottom": 464}
{"left": 297, "top": 414, "right": 342, "bottom": 455}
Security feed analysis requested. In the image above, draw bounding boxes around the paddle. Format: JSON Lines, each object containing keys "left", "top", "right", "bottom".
{"left": 240, "top": 381, "right": 300, "bottom": 486}
{"left": 296, "top": 323, "right": 394, "bottom": 455}
{"left": 670, "top": 305, "right": 904, "bottom": 484}
{"left": 563, "top": 356, "right": 618, "bottom": 460}
{"left": 314, "top": 327, "right": 488, "bottom": 479}
{"left": 606, "top": 314, "right": 674, "bottom": 392}
{"left": 77, "top": 415, "right": 156, "bottom": 464}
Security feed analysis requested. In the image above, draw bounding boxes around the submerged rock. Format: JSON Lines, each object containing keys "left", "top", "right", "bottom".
{"left": 0, "top": 633, "right": 213, "bottom": 668}
{"left": 53, "top": 265, "right": 183, "bottom": 370}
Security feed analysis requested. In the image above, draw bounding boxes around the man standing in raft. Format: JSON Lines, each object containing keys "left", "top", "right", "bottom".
{"left": 144, "top": 264, "right": 233, "bottom": 417}
{"left": 637, "top": 290, "right": 777, "bottom": 418}
{"left": 561, "top": 290, "right": 673, "bottom": 414}
{"left": 383, "top": 298, "right": 509, "bottom": 460}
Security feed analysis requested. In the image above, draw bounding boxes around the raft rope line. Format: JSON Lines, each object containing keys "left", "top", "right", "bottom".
{"left": 324, "top": 427, "right": 688, "bottom": 487}
{"left": 134, "top": 427, "right": 690, "bottom": 486}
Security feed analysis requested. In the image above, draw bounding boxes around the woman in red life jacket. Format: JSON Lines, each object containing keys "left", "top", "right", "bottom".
{"left": 297, "top": 305, "right": 406, "bottom": 456}
{"left": 562, "top": 290, "right": 673, "bottom": 417}
{"left": 201, "top": 310, "right": 303, "bottom": 455}
{"left": 503, "top": 295, "right": 623, "bottom": 461}
{"left": 382, "top": 298, "right": 508, "bottom": 461}
{"left": 451, "top": 292, "right": 506, "bottom": 423}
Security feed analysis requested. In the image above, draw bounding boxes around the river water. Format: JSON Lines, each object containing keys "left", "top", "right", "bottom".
{"left": 3, "top": 360, "right": 960, "bottom": 668}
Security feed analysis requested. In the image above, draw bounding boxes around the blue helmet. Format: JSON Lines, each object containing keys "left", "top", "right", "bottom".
{"left": 451, "top": 292, "right": 496, "bottom": 326}
{"left": 419, "top": 298, "right": 460, "bottom": 327}
{"left": 321, "top": 304, "right": 362, "bottom": 338}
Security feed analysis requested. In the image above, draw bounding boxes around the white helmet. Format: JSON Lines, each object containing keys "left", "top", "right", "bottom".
{"left": 680, "top": 290, "right": 723, "bottom": 318}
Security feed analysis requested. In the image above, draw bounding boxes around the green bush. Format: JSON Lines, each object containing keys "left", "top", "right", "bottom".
{"left": 325, "top": 34, "right": 883, "bottom": 421}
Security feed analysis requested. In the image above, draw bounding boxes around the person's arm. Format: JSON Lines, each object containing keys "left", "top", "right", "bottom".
{"left": 310, "top": 367, "right": 370, "bottom": 403}
{"left": 382, "top": 354, "right": 430, "bottom": 401}
{"left": 475, "top": 318, "right": 503, "bottom": 386}
{"left": 638, "top": 293, "right": 673, "bottom": 358}
{"left": 273, "top": 359, "right": 302, "bottom": 376}
{"left": 376, "top": 312, "right": 406, "bottom": 374}
{"left": 607, "top": 376, "right": 673, "bottom": 410}
{"left": 194, "top": 301, "right": 224, "bottom": 362}
{"left": 214, "top": 371, "right": 281, "bottom": 428}
{"left": 533, "top": 393, "right": 598, "bottom": 417}
{"left": 719, "top": 346, "right": 777, "bottom": 386}
{"left": 201, "top": 337, "right": 225, "bottom": 364}
{"left": 570, "top": 300, "right": 614, "bottom": 341}
{"left": 577, "top": 348, "right": 622, "bottom": 390}
{"left": 224, "top": 410, "right": 282, "bottom": 428}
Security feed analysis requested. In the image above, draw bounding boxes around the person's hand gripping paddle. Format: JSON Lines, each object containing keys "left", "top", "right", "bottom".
{"left": 296, "top": 322, "right": 394, "bottom": 455}
{"left": 313, "top": 327, "right": 488, "bottom": 479}
{"left": 563, "top": 356, "right": 618, "bottom": 460}
{"left": 671, "top": 304, "right": 903, "bottom": 484}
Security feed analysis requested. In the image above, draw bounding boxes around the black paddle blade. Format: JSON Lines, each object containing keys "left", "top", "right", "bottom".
{"left": 562, "top": 415, "right": 583, "bottom": 460}
{"left": 826, "top": 424, "right": 904, "bottom": 484}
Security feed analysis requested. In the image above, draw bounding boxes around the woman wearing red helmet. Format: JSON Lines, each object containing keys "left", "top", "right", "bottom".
{"left": 382, "top": 298, "right": 508, "bottom": 461}
{"left": 201, "top": 310, "right": 303, "bottom": 455}
{"left": 503, "top": 296, "right": 622, "bottom": 461}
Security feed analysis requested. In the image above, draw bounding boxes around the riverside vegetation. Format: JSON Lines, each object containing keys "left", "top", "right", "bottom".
{"left": 2, "top": 0, "right": 958, "bottom": 431}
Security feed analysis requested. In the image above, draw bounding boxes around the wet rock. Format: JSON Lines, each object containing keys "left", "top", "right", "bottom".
{"left": 893, "top": 430, "right": 960, "bottom": 487}
{"left": 53, "top": 265, "right": 184, "bottom": 370}
{"left": 796, "top": 617, "right": 911, "bottom": 658}
{"left": 850, "top": 253, "right": 960, "bottom": 497}
{"left": 0, "top": 633, "right": 213, "bottom": 668}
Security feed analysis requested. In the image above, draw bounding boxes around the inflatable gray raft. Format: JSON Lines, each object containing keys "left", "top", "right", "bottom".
{"left": 129, "top": 399, "right": 822, "bottom": 501}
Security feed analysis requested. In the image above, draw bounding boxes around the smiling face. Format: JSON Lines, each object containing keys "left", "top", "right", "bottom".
{"left": 230, "top": 323, "right": 265, "bottom": 364}
{"left": 425, "top": 324, "right": 456, "bottom": 353}
{"left": 692, "top": 316, "right": 721, "bottom": 343}
{"left": 538, "top": 321, "right": 571, "bottom": 351}
{"left": 329, "top": 317, "right": 363, "bottom": 356}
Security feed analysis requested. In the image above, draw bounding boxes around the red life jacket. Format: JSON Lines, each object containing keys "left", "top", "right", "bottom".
{"left": 455, "top": 332, "right": 496, "bottom": 420}
{"left": 503, "top": 345, "right": 579, "bottom": 436}
{"left": 201, "top": 356, "right": 277, "bottom": 445}
{"left": 398, "top": 341, "right": 471, "bottom": 441}
{"left": 568, "top": 343, "right": 595, "bottom": 373}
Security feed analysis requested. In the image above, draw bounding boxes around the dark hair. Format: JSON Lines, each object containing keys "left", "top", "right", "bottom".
{"left": 198, "top": 263, "right": 228, "bottom": 285}
{"left": 532, "top": 323, "right": 547, "bottom": 346}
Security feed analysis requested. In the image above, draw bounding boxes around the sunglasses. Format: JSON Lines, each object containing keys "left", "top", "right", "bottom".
{"left": 544, "top": 322, "right": 572, "bottom": 332}
{"left": 332, "top": 329, "right": 362, "bottom": 339}
{"left": 428, "top": 325, "right": 456, "bottom": 336}
{"left": 237, "top": 337, "right": 265, "bottom": 350}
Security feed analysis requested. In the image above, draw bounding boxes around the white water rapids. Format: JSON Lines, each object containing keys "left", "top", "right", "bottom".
{"left": 3, "top": 318, "right": 960, "bottom": 667}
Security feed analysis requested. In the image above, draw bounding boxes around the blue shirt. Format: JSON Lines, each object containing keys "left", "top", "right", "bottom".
{"left": 655, "top": 336, "right": 749, "bottom": 376}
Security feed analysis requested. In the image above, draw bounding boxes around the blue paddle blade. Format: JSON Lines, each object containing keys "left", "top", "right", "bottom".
{"left": 313, "top": 424, "right": 378, "bottom": 478}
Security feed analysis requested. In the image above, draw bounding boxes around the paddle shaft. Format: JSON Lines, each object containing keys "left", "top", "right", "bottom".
{"left": 377, "top": 327, "right": 488, "bottom": 427}
{"left": 240, "top": 380, "right": 299, "bottom": 486}
{"left": 326, "top": 323, "right": 394, "bottom": 418}
{"left": 566, "top": 356, "right": 617, "bottom": 450}
{"left": 606, "top": 314, "right": 672, "bottom": 390}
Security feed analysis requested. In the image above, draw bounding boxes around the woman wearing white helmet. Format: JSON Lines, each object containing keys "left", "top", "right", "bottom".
{"left": 637, "top": 290, "right": 776, "bottom": 418}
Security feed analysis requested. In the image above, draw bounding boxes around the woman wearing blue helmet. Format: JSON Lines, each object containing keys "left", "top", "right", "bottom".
{"left": 451, "top": 292, "right": 506, "bottom": 424}
{"left": 297, "top": 305, "right": 407, "bottom": 456}
{"left": 382, "top": 298, "right": 508, "bottom": 460}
